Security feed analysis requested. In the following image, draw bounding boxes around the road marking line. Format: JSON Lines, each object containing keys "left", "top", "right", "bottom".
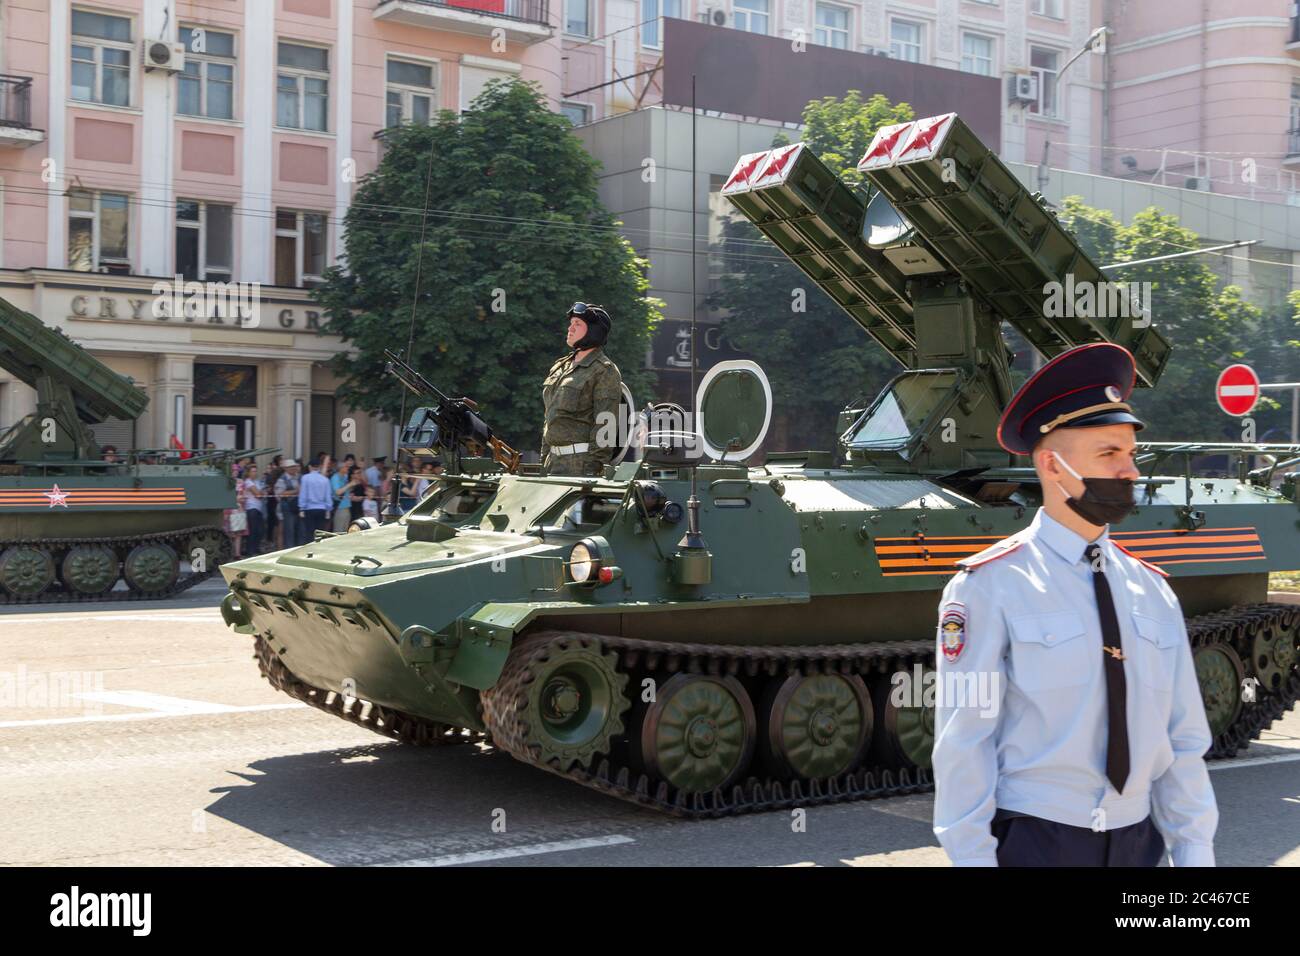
{"left": 1208, "top": 752, "right": 1300, "bottom": 771}
{"left": 75, "top": 690, "right": 245, "bottom": 714}
{"left": 378, "top": 835, "right": 636, "bottom": 867}
{"left": 0, "top": 702, "right": 305, "bottom": 728}
{"left": 1, "top": 613, "right": 223, "bottom": 624}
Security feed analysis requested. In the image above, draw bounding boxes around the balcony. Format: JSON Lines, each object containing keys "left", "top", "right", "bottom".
{"left": 0, "top": 75, "right": 43, "bottom": 148}
{"left": 373, "top": 0, "right": 553, "bottom": 45}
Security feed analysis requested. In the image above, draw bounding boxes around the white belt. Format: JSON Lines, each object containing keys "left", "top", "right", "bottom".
{"left": 551, "top": 442, "right": 590, "bottom": 456}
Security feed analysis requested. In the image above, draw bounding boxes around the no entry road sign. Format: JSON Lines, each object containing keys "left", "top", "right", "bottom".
{"left": 1216, "top": 364, "right": 1260, "bottom": 417}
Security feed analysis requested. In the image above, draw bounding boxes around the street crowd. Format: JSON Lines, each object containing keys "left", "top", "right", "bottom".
{"left": 224, "top": 453, "right": 444, "bottom": 558}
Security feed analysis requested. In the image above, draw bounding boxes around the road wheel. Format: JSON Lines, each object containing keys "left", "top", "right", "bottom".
{"left": 61, "top": 544, "right": 119, "bottom": 595}
{"left": 1195, "top": 641, "right": 1245, "bottom": 739}
{"left": 0, "top": 545, "right": 55, "bottom": 598}
{"left": 869, "top": 668, "right": 934, "bottom": 771}
{"left": 761, "top": 673, "right": 872, "bottom": 779}
{"left": 639, "top": 673, "right": 756, "bottom": 793}
{"left": 186, "top": 530, "right": 230, "bottom": 572}
{"left": 123, "top": 543, "right": 179, "bottom": 594}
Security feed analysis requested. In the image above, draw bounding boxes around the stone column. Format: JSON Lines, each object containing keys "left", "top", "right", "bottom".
{"left": 147, "top": 353, "right": 193, "bottom": 449}
{"left": 270, "top": 359, "right": 313, "bottom": 462}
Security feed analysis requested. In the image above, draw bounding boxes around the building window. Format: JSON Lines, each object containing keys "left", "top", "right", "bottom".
{"left": 176, "top": 200, "right": 233, "bottom": 282}
{"left": 889, "top": 19, "right": 922, "bottom": 63}
{"left": 815, "top": 4, "right": 850, "bottom": 49}
{"left": 71, "top": 9, "right": 132, "bottom": 107}
{"left": 178, "top": 26, "right": 235, "bottom": 120}
{"left": 386, "top": 58, "right": 437, "bottom": 128}
{"left": 643, "top": 0, "right": 682, "bottom": 48}
{"left": 275, "top": 209, "right": 327, "bottom": 288}
{"left": 960, "top": 33, "right": 994, "bottom": 76}
{"left": 276, "top": 42, "right": 329, "bottom": 131}
{"left": 68, "top": 190, "right": 130, "bottom": 274}
{"left": 1029, "top": 46, "right": 1061, "bottom": 117}
{"left": 733, "top": 0, "right": 770, "bottom": 35}
{"left": 565, "top": 0, "right": 590, "bottom": 37}
{"left": 1031, "top": 0, "right": 1064, "bottom": 18}
{"left": 560, "top": 101, "right": 591, "bottom": 126}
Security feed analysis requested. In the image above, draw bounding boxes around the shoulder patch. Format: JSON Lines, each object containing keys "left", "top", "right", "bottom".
{"left": 1112, "top": 542, "right": 1170, "bottom": 578}
{"left": 939, "top": 602, "right": 967, "bottom": 663}
{"left": 956, "top": 535, "right": 1025, "bottom": 571}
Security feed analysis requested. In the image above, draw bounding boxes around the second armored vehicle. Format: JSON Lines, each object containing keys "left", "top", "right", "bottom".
{"left": 0, "top": 297, "right": 257, "bottom": 603}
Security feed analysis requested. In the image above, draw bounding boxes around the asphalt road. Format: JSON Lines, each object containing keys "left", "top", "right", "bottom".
{"left": 2, "top": 581, "right": 1297, "bottom": 867}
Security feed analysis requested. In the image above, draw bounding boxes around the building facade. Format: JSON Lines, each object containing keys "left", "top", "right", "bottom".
{"left": 0, "top": 0, "right": 561, "bottom": 459}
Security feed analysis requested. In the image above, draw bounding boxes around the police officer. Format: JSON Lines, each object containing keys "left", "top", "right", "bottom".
{"left": 541, "top": 302, "right": 623, "bottom": 477}
{"left": 932, "top": 342, "right": 1218, "bottom": 867}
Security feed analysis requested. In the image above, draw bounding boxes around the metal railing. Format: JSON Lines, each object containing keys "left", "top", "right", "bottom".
{"left": 0, "top": 74, "right": 33, "bottom": 128}
{"left": 385, "top": 0, "right": 550, "bottom": 27}
{"left": 1289, "top": 127, "right": 1300, "bottom": 157}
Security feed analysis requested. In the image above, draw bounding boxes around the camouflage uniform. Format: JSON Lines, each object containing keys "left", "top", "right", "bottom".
{"left": 541, "top": 347, "right": 623, "bottom": 477}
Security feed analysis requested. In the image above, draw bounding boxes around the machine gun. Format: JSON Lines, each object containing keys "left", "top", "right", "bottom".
{"left": 722, "top": 112, "right": 1173, "bottom": 474}
{"left": 0, "top": 296, "right": 149, "bottom": 465}
{"left": 384, "top": 348, "right": 521, "bottom": 474}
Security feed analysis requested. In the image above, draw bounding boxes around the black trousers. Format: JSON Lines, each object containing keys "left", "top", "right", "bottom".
{"left": 301, "top": 509, "right": 329, "bottom": 541}
{"left": 992, "top": 809, "right": 1166, "bottom": 867}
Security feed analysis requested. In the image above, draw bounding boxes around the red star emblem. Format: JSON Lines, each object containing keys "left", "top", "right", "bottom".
{"left": 898, "top": 114, "right": 953, "bottom": 159}
{"left": 44, "top": 484, "right": 69, "bottom": 508}
{"left": 860, "top": 122, "right": 914, "bottom": 166}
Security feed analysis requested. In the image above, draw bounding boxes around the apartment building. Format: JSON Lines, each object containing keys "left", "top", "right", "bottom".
{"left": 0, "top": 0, "right": 561, "bottom": 457}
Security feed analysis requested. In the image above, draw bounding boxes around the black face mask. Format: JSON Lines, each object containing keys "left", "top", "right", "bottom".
{"left": 1053, "top": 451, "right": 1135, "bottom": 526}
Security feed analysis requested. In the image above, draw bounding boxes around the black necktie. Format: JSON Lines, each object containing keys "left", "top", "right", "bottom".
{"left": 1085, "top": 543, "right": 1130, "bottom": 794}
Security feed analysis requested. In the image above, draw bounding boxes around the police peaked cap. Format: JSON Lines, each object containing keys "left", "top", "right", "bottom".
{"left": 997, "top": 342, "right": 1146, "bottom": 455}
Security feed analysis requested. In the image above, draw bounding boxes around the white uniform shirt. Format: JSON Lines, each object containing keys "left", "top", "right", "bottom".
{"left": 931, "top": 509, "right": 1218, "bottom": 867}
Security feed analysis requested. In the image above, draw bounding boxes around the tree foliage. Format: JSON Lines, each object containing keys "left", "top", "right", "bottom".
{"left": 315, "top": 79, "right": 658, "bottom": 451}
{"left": 1059, "top": 197, "right": 1284, "bottom": 442}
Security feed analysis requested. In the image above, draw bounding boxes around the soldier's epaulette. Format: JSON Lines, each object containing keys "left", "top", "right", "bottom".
{"left": 955, "top": 534, "right": 1026, "bottom": 572}
{"left": 1112, "top": 542, "right": 1170, "bottom": 578}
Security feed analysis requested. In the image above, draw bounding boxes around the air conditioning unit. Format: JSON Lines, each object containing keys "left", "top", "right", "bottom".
{"left": 700, "top": 7, "right": 727, "bottom": 26}
{"left": 1008, "top": 73, "right": 1038, "bottom": 104}
{"left": 143, "top": 39, "right": 185, "bottom": 73}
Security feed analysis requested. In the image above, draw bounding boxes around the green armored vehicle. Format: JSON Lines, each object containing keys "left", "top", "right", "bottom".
{"left": 0, "top": 298, "right": 256, "bottom": 603}
{"left": 221, "top": 113, "right": 1300, "bottom": 816}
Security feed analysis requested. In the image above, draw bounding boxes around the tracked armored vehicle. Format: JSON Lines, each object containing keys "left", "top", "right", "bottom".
{"left": 0, "top": 297, "right": 257, "bottom": 603}
{"left": 221, "top": 113, "right": 1300, "bottom": 816}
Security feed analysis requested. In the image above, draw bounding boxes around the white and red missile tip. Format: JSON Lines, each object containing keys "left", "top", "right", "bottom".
{"left": 721, "top": 150, "right": 773, "bottom": 196}
{"left": 857, "top": 121, "right": 916, "bottom": 172}
{"left": 749, "top": 142, "right": 805, "bottom": 190}
{"left": 893, "top": 112, "right": 957, "bottom": 165}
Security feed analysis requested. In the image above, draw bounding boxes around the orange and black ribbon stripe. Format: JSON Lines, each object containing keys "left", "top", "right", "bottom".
{"left": 0, "top": 487, "right": 189, "bottom": 506}
{"left": 873, "top": 527, "right": 1265, "bottom": 576}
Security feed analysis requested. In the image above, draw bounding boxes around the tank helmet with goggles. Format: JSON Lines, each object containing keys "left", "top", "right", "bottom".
{"left": 567, "top": 301, "right": 612, "bottom": 350}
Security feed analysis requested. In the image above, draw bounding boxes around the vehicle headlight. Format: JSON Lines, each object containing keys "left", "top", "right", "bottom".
{"left": 568, "top": 537, "right": 620, "bottom": 586}
{"left": 568, "top": 542, "right": 595, "bottom": 582}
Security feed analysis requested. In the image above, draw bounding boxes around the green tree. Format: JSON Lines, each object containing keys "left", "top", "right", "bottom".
{"left": 1061, "top": 197, "right": 1279, "bottom": 442}
{"left": 315, "top": 79, "right": 658, "bottom": 452}
{"left": 710, "top": 93, "right": 914, "bottom": 452}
